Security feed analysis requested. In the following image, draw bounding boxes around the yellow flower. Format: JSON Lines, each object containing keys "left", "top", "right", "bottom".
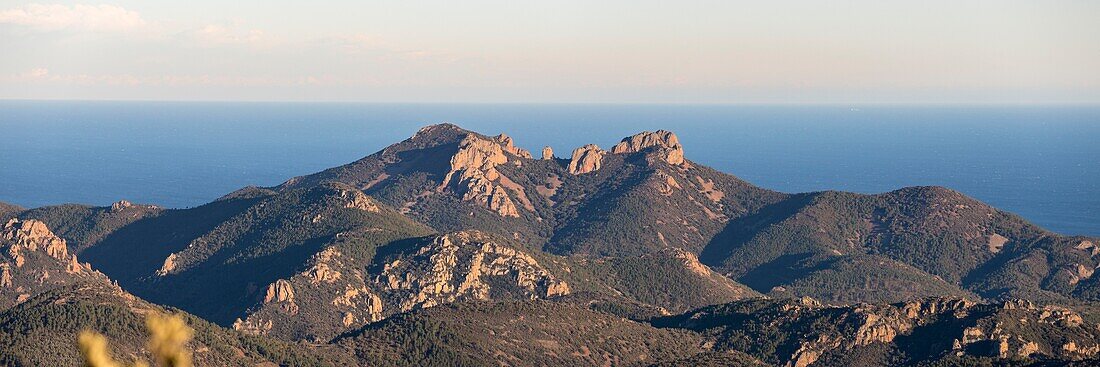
{"left": 78, "top": 312, "right": 192, "bottom": 367}
{"left": 146, "top": 313, "right": 193, "bottom": 367}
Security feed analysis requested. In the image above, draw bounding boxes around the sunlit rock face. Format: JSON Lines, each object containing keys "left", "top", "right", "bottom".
{"left": 567, "top": 144, "right": 605, "bottom": 175}
{"left": 1, "top": 219, "right": 105, "bottom": 309}
{"left": 377, "top": 231, "right": 569, "bottom": 312}
{"left": 440, "top": 135, "right": 521, "bottom": 217}
{"left": 611, "top": 130, "right": 685, "bottom": 165}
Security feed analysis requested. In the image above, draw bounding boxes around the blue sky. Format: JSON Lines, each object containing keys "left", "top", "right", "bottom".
{"left": 1, "top": 1, "right": 1097, "bottom": 103}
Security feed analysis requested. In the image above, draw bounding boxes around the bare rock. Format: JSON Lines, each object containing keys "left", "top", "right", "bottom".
{"left": 342, "top": 312, "right": 356, "bottom": 327}
{"left": 494, "top": 134, "right": 533, "bottom": 158}
{"left": 3, "top": 218, "right": 70, "bottom": 266}
{"left": 232, "top": 318, "right": 273, "bottom": 335}
{"left": 1076, "top": 240, "right": 1099, "bottom": 256}
{"left": 542, "top": 146, "right": 554, "bottom": 160}
{"left": 567, "top": 144, "right": 605, "bottom": 175}
{"left": 440, "top": 135, "right": 521, "bottom": 217}
{"left": 611, "top": 130, "right": 685, "bottom": 165}
{"left": 0, "top": 264, "right": 11, "bottom": 288}
{"left": 341, "top": 189, "right": 380, "bottom": 212}
{"left": 110, "top": 200, "right": 133, "bottom": 212}
{"left": 156, "top": 253, "right": 178, "bottom": 276}
{"left": 987, "top": 233, "right": 1008, "bottom": 253}
{"left": 305, "top": 248, "right": 343, "bottom": 284}
{"left": 377, "top": 231, "right": 569, "bottom": 312}
{"left": 264, "top": 279, "right": 299, "bottom": 315}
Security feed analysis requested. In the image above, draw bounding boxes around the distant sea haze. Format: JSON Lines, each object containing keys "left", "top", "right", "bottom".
{"left": 0, "top": 101, "right": 1097, "bottom": 236}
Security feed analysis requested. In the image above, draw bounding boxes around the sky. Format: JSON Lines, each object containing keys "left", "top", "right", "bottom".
{"left": 0, "top": 1, "right": 1097, "bottom": 103}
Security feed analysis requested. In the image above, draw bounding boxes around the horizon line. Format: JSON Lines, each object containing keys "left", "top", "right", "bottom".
{"left": 1, "top": 98, "right": 1098, "bottom": 107}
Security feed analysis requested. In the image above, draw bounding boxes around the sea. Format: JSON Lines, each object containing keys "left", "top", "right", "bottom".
{"left": 1, "top": 101, "right": 1097, "bottom": 236}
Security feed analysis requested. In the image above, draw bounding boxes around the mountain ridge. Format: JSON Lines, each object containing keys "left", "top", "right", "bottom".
{"left": 3, "top": 122, "right": 1098, "bottom": 366}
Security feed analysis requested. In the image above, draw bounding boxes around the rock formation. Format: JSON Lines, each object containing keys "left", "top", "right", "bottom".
{"left": 494, "top": 134, "right": 533, "bottom": 158}
{"left": 340, "top": 188, "right": 380, "bottom": 212}
{"left": 263, "top": 279, "right": 298, "bottom": 315}
{"left": 110, "top": 200, "right": 132, "bottom": 212}
{"left": 440, "top": 135, "right": 521, "bottom": 217}
{"left": 611, "top": 130, "right": 685, "bottom": 165}
{"left": 663, "top": 297, "right": 1100, "bottom": 366}
{"left": 0, "top": 219, "right": 102, "bottom": 308}
{"left": 377, "top": 231, "right": 569, "bottom": 312}
{"left": 567, "top": 144, "right": 605, "bottom": 175}
{"left": 542, "top": 146, "right": 554, "bottom": 160}
{"left": 3, "top": 219, "right": 72, "bottom": 268}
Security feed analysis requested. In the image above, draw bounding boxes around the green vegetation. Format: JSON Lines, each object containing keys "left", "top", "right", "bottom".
{"left": 0, "top": 285, "right": 348, "bottom": 367}
{"left": 6, "top": 124, "right": 1100, "bottom": 366}
{"left": 337, "top": 300, "right": 704, "bottom": 367}
{"left": 15, "top": 203, "right": 161, "bottom": 253}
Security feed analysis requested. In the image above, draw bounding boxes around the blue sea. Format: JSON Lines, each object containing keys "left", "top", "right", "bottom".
{"left": 1, "top": 101, "right": 1097, "bottom": 236}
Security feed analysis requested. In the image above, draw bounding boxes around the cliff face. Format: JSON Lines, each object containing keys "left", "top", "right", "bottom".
{"left": 440, "top": 135, "right": 522, "bottom": 217}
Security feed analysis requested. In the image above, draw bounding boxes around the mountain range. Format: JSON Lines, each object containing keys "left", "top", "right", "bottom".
{"left": 2, "top": 123, "right": 1097, "bottom": 366}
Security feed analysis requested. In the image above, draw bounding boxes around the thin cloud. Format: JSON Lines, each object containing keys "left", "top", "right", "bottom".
{"left": 195, "top": 23, "right": 266, "bottom": 45}
{"left": 0, "top": 3, "right": 146, "bottom": 32}
{"left": 25, "top": 67, "right": 50, "bottom": 78}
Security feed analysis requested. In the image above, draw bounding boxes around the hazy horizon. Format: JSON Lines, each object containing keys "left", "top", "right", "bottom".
{"left": 3, "top": 1, "right": 1098, "bottom": 104}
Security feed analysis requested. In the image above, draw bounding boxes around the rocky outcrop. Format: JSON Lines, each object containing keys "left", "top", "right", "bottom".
{"left": 305, "top": 248, "right": 342, "bottom": 284}
{"left": 0, "top": 264, "right": 11, "bottom": 287}
{"left": 263, "top": 279, "right": 298, "bottom": 315}
{"left": 155, "top": 253, "right": 178, "bottom": 276}
{"left": 110, "top": 200, "right": 132, "bottom": 212}
{"left": 238, "top": 231, "right": 570, "bottom": 340}
{"left": 567, "top": 144, "right": 605, "bottom": 175}
{"left": 376, "top": 231, "right": 569, "bottom": 312}
{"left": 663, "top": 297, "right": 1100, "bottom": 366}
{"left": 3, "top": 219, "right": 70, "bottom": 266}
{"left": 440, "top": 135, "right": 521, "bottom": 217}
{"left": 235, "top": 243, "right": 387, "bottom": 340}
{"left": 341, "top": 189, "right": 380, "bottom": 212}
{"left": 0, "top": 219, "right": 102, "bottom": 308}
{"left": 494, "top": 134, "right": 533, "bottom": 158}
{"left": 542, "top": 146, "right": 554, "bottom": 160}
{"left": 1076, "top": 240, "right": 1099, "bottom": 256}
{"left": 611, "top": 130, "right": 685, "bottom": 165}
{"left": 987, "top": 233, "right": 1008, "bottom": 253}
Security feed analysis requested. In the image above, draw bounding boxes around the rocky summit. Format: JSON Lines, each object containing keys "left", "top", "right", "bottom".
{"left": 3, "top": 122, "right": 1098, "bottom": 366}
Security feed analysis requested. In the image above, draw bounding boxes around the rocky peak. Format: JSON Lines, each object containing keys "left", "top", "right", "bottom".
{"left": 439, "top": 135, "right": 521, "bottom": 217}
{"left": 542, "top": 146, "right": 554, "bottom": 160}
{"left": 447, "top": 135, "right": 508, "bottom": 180}
{"left": 611, "top": 130, "right": 685, "bottom": 165}
{"left": 494, "top": 134, "right": 533, "bottom": 159}
{"left": 3, "top": 218, "right": 70, "bottom": 266}
{"left": 567, "top": 144, "right": 605, "bottom": 175}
